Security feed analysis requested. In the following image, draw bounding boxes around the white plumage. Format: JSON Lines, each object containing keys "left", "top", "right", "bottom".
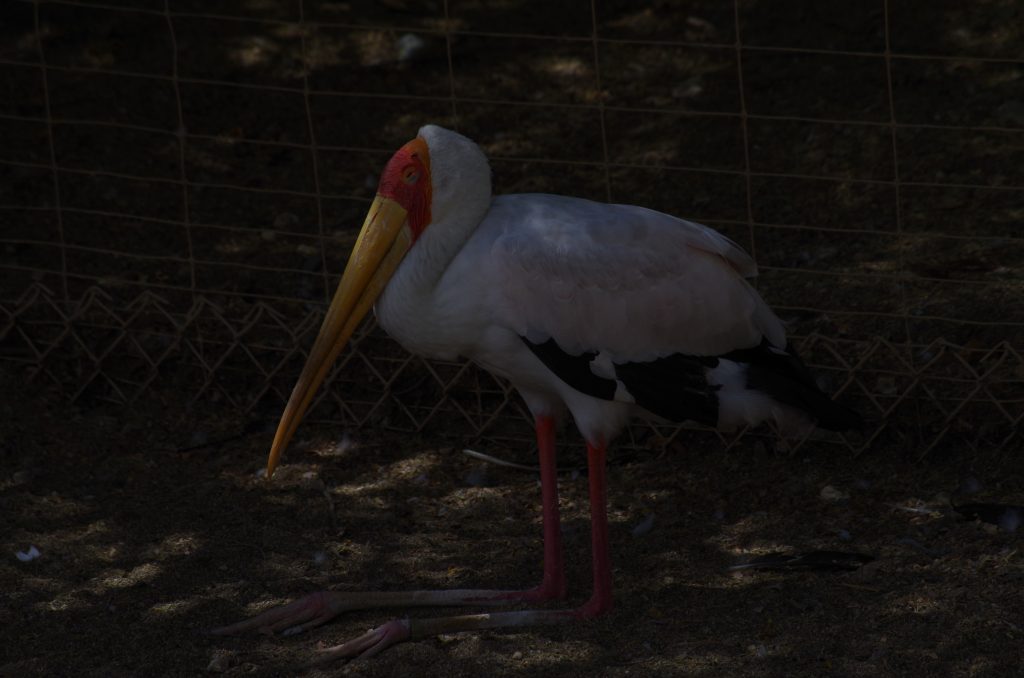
{"left": 374, "top": 125, "right": 832, "bottom": 444}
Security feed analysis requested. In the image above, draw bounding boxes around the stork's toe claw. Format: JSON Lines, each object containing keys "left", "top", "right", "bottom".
{"left": 314, "top": 619, "right": 412, "bottom": 663}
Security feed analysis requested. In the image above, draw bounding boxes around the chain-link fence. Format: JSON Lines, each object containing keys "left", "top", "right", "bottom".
{"left": 2, "top": 0, "right": 1022, "bottom": 456}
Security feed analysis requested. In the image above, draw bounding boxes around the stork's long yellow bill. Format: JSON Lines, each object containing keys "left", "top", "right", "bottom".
{"left": 266, "top": 196, "right": 412, "bottom": 478}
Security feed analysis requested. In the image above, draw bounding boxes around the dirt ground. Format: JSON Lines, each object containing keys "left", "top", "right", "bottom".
{"left": 3, "top": 364, "right": 1023, "bottom": 677}
{"left": 2, "top": 1, "right": 1023, "bottom": 676}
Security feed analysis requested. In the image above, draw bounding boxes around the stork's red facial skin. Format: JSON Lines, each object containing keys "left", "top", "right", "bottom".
{"left": 377, "top": 137, "right": 432, "bottom": 240}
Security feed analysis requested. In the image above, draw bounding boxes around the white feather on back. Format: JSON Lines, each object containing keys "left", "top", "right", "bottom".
{"left": 472, "top": 193, "right": 785, "bottom": 361}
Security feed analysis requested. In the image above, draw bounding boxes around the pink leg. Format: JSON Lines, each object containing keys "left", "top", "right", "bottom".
{"left": 493, "top": 414, "right": 565, "bottom": 602}
{"left": 576, "top": 440, "right": 612, "bottom": 618}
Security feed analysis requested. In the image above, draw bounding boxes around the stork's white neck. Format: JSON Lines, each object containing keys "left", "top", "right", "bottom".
{"left": 374, "top": 125, "right": 493, "bottom": 359}
{"left": 374, "top": 201, "right": 488, "bottom": 359}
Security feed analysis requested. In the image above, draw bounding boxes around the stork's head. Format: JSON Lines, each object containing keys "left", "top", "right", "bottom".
{"left": 375, "top": 125, "right": 491, "bottom": 238}
{"left": 264, "top": 125, "right": 489, "bottom": 478}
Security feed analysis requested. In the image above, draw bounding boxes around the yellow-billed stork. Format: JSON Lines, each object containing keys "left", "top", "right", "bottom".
{"left": 212, "top": 125, "right": 861, "bottom": 660}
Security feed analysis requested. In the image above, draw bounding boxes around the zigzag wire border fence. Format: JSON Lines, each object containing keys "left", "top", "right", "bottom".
{"left": 3, "top": 283, "right": 1020, "bottom": 459}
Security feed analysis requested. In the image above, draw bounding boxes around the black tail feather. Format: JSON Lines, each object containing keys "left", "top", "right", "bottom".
{"left": 729, "top": 339, "right": 863, "bottom": 432}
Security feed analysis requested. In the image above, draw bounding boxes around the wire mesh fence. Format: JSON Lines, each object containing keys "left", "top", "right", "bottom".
{"left": 1, "top": 0, "right": 1022, "bottom": 457}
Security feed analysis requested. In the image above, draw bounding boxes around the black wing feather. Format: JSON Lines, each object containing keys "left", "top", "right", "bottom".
{"left": 521, "top": 336, "right": 861, "bottom": 431}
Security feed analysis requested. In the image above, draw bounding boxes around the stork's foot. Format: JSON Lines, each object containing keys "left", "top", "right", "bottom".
{"left": 210, "top": 583, "right": 566, "bottom": 639}
{"left": 310, "top": 603, "right": 608, "bottom": 665}
{"left": 210, "top": 591, "right": 347, "bottom": 637}
{"left": 209, "top": 588, "right": 607, "bottom": 664}
{"left": 312, "top": 619, "right": 411, "bottom": 663}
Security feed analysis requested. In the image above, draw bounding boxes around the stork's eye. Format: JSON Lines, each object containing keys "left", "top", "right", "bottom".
{"left": 403, "top": 166, "right": 419, "bottom": 185}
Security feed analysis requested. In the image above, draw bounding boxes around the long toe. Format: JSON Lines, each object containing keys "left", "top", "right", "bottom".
{"left": 210, "top": 591, "right": 342, "bottom": 636}
{"left": 314, "top": 619, "right": 412, "bottom": 663}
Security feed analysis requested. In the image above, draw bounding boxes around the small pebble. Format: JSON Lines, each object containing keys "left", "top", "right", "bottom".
{"left": 333, "top": 435, "right": 356, "bottom": 455}
{"left": 463, "top": 467, "right": 489, "bottom": 487}
{"left": 820, "top": 485, "right": 849, "bottom": 502}
{"left": 206, "top": 650, "right": 234, "bottom": 673}
{"left": 631, "top": 513, "right": 656, "bottom": 537}
{"left": 396, "top": 33, "right": 427, "bottom": 62}
{"left": 998, "top": 508, "right": 1020, "bottom": 533}
{"left": 511, "top": 651, "right": 523, "bottom": 660}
